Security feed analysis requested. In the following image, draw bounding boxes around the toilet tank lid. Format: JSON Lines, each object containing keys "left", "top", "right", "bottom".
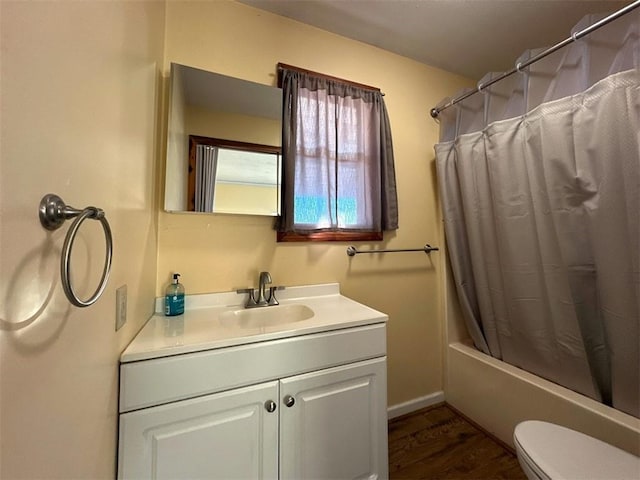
{"left": 514, "top": 421, "right": 640, "bottom": 480}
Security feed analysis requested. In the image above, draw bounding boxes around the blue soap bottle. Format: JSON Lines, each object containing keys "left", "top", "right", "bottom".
{"left": 165, "top": 273, "right": 185, "bottom": 316}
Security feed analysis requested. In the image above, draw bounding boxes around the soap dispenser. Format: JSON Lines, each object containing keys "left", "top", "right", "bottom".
{"left": 164, "top": 273, "right": 185, "bottom": 316}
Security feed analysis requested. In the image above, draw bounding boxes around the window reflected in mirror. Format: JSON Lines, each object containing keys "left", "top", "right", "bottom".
{"left": 189, "top": 136, "right": 281, "bottom": 215}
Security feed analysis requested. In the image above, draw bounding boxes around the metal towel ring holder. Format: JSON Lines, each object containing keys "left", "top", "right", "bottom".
{"left": 39, "top": 194, "right": 113, "bottom": 307}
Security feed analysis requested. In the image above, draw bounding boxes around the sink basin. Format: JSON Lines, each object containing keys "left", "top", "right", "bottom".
{"left": 219, "top": 304, "right": 314, "bottom": 328}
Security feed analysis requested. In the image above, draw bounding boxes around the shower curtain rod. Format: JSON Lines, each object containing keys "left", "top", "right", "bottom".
{"left": 430, "top": 0, "right": 640, "bottom": 118}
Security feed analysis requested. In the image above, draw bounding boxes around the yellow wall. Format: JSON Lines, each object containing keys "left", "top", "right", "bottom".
{"left": 0, "top": 1, "right": 475, "bottom": 476}
{"left": 159, "top": 0, "right": 472, "bottom": 407}
{"left": 0, "top": 1, "right": 165, "bottom": 478}
{"left": 185, "top": 105, "right": 281, "bottom": 146}
{"left": 215, "top": 183, "right": 279, "bottom": 216}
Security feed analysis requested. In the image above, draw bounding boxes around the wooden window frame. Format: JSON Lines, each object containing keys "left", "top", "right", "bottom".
{"left": 276, "top": 63, "right": 384, "bottom": 243}
{"left": 277, "top": 231, "right": 383, "bottom": 242}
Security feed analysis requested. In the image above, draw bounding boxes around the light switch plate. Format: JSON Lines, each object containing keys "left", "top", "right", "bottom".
{"left": 116, "top": 285, "right": 127, "bottom": 331}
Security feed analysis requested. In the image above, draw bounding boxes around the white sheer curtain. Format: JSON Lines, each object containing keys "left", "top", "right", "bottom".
{"left": 194, "top": 144, "right": 217, "bottom": 212}
{"left": 294, "top": 87, "right": 379, "bottom": 229}
{"left": 435, "top": 10, "right": 639, "bottom": 417}
{"left": 278, "top": 68, "right": 398, "bottom": 235}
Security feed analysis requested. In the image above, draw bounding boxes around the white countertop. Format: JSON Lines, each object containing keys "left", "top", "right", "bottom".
{"left": 121, "top": 283, "right": 388, "bottom": 363}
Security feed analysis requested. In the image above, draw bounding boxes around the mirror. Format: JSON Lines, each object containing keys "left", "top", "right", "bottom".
{"left": 165, "top": 63, "right": 282, "bottom": 215}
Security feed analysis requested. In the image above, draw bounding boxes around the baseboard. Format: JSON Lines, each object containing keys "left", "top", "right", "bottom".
{"left": 387, "top": 391, "right": 445, "bottom": 420}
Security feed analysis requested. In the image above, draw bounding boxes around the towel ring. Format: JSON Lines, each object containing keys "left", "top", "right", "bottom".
{"left": 39, "top": 194, "right": 113, "bottom": 307}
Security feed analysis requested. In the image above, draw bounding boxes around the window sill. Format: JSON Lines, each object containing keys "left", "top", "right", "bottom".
{"left": 277, "top": 231, "right": 383, "bottom": 242}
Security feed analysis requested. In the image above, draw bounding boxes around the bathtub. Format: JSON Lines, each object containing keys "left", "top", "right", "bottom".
{"left": 445, "top": 341, "right": 640, "bottom": 456}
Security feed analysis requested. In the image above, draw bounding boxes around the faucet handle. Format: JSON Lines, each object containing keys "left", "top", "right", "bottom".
{"left": 267, "top": 286, "right": 285, "bottom": 306}
{"left": 237, "top": 288, "right": 258, "bottom": 307}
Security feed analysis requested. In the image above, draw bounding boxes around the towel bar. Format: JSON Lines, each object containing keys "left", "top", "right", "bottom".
{"left": 346, "top": 244, "right": 439, "bottom": 256}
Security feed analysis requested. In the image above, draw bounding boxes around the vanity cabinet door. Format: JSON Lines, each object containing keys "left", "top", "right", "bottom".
{"left": 279, "top": 357, "right": 388, "bottom": 480}
{"left": 118, "top": 381, "right": 279, "bottom": 480}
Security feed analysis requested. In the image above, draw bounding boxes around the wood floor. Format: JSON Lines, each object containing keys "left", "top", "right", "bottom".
{"left": 388, "top": 404, "right": 527, "bottom": 480}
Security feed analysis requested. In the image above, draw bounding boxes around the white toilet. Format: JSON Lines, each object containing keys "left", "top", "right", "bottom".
{"left": 514, "top": 420, "right": 640, "bottom": 480}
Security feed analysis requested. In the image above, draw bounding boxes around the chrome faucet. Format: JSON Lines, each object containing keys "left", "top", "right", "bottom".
{"left": 256, "top": 271, "right": 272, "bottom": 306}
{"left": 237, "top": 271, "right": 283, "bottom": 308}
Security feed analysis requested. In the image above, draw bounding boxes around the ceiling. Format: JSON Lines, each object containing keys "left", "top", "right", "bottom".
{"left": 238, "top": 0, "right": 630, "bottom": 80}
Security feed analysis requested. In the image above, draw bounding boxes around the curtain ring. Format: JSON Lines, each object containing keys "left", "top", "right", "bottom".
{"left": 60, "top": 207, "right": 113, "bottom": 307}
{"left": 516, "top": 62, "right": 523, "bottom": 72}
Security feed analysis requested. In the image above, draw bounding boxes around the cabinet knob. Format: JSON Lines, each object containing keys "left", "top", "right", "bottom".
{"left": 283, "top": 395, "right": 295, "bottom": 407}
{"left": 264, "top": 400, "right": 277, "bottom": 413}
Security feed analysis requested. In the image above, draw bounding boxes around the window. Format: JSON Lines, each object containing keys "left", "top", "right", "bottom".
{"left": 277, "top": 64, "right": 398, "bottom": 242}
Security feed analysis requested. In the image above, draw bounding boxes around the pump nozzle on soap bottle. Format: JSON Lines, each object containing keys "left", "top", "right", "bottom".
{"left": 164, "top": 273, "right": 185, "bottom": 316}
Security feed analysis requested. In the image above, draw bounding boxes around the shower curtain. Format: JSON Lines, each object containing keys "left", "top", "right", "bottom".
{"left": 434, "top": 11, "right": 639, "bottom": 418}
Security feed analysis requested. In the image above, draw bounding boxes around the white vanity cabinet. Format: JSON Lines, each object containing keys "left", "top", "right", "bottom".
{"left": 117, "top": 285, "right": 388, "bottom": 480}
{"left": 279, "top": 357, "right": 387, "bottom": 480}
{"left": 118, "top": 381, "right": 280, "bottom": 479}
{"left": 119, "top": 357, "right": 386, "bottom": 479}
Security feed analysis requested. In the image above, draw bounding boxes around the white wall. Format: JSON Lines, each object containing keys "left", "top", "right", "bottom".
{"left": 0, "top": 1, "right": 165, "bottom": 478}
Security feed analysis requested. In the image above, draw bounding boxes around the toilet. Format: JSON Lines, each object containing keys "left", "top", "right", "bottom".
{"left": 514, "top": 421, "right": 640, "bottom": 480}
